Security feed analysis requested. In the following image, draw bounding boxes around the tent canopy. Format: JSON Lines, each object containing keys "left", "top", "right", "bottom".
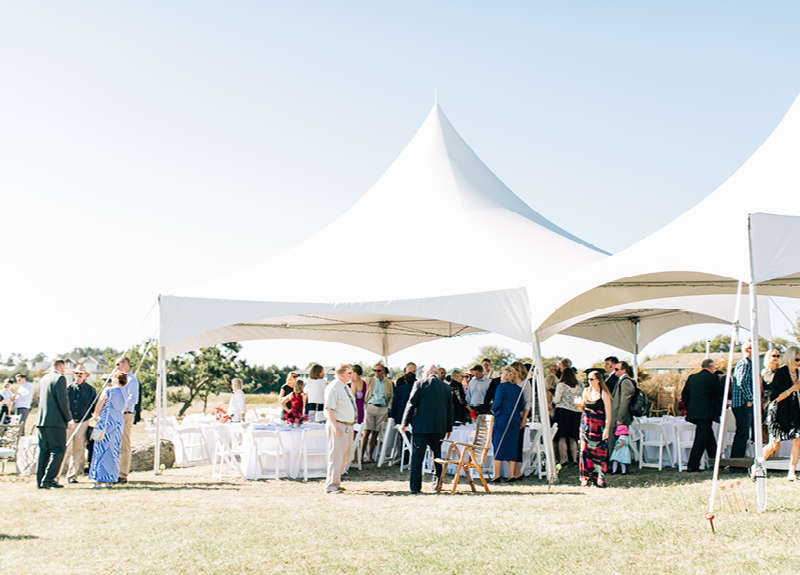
{"left": 540, "top": 295, "right": 772, "bottom": 354}
{"left": 160, "top": 104, "right": 607, "bottom": 360}
{"left": 159, "top": 288, "right": 532, "bottom": 360}
{"left": 533, "top": 91, "right": 800, "bottom": 334}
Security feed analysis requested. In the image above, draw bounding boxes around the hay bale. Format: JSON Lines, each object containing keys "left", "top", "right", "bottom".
{"left": 130, "top": 440, "right": 176, "bottom": 472}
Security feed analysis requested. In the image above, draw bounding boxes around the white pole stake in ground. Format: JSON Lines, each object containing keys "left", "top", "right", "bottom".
{"left": 707, "top": 281, "right": 743, "bottom": 530}
{"left": 532, "top": 333, "right": 558, "bottom": 484}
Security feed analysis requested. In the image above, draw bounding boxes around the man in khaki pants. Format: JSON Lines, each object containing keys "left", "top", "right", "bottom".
{"left": 65, "top": 366, "right": 97, "bottom": 483}
{"left": 115, "top": 356, "right": 139, "bottom": 484}
{"left": 323, "top": 364, "right": 356, "bottom": 494}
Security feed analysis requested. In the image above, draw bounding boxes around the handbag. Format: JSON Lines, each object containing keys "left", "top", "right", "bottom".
{"left": 90, "top": 427, "right": 105, "bottom": 442}
{"left": 90, "top": 393, "right": 110, "bottom": 442}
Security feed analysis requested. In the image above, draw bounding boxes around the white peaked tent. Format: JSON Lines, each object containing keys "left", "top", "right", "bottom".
{"left": 154, "top": 103, "right": 610, "bottom": 478}
{"left": 531, "top": 91, "right": 800, "bottom": 511}
{"left": 538, "top": 295, "right": 772, "bottom": 378}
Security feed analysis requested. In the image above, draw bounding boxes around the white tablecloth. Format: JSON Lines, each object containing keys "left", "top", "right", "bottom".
{"left": 241, "top": 422, "right": 327, "bottom": 479}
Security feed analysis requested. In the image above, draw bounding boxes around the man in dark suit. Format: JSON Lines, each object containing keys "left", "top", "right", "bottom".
{"left": 681, "top": 359, "right": 724, "bottom": 472}
{"left": 604, "top": 356, "right": 619, "bottom": 396}
{"left": 400, "top": 364, "right": 454, "bottom": 494}
{"left": 36, "top": 359, "right": 73, "bottom": 489}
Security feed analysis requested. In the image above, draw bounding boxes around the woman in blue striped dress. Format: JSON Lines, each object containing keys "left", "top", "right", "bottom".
{"left": 89, "top": 371, "right": 128, "bottom": 488}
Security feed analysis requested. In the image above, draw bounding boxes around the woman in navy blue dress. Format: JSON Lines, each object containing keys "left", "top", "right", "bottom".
{"left": 491, "top": 366, "right": 522, "bottom": 483}
{"left": 89, "top": 371, "right": 128, "bottom": 488}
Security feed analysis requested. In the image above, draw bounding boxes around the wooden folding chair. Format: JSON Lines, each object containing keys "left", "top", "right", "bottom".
{"left": 434, "top": 414, "right": 494, "bottom": 493}
{"left": 649, "top": 386, "right": 676, "bottom": 417}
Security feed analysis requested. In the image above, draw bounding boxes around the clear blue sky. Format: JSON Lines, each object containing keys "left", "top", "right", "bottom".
{"left": 3, "top": 2, "right": 800, "bottom": 369}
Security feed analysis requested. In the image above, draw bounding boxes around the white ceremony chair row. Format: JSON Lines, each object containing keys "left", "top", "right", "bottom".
{"left": 175, "top": 426, "right": 211, "bottom": 467}
{"left": 210, "top": 426, "right": 246, "bottom": 480}
{"left": 637, "top": 422, "right": 674, "bottom": 470}
{"left": 301, "top": 428, "right": 328, "bottom": 480}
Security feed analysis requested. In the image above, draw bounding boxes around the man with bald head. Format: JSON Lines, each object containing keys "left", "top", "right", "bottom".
{"left": 401, "top": 364, "right": 454, "bottom": 494}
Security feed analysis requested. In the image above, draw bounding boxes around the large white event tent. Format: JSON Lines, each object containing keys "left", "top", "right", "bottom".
{"left": 539, "top": 295, "right": 772, "bottom": 377}
{"left": 155, "top": 103, "right": 610, "bottom": 476}
{"left": 531, "top": 91, "right": 800, "bottom": 510}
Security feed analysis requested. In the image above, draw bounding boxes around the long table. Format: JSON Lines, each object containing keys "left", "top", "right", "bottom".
{"left": 240, "top": 422, "right": 327, "bottom": 480}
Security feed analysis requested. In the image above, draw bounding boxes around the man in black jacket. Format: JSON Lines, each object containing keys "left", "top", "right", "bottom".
{"left": 401, "top": 364, "right": 454, "bottom": 494}
{"left": 681, "top": 359, "right": 724, "bottom": 472}
{"left": 65, "top": 365, "right": 98, "bottom": 483}
{"left": 36, "top": 359, "right": 73, "bottom": 489}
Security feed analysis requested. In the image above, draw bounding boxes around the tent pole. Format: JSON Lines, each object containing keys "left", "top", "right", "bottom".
{"left": 532, "top": 333, "right": 557, "bottom": 484}
{"left": 633, "top": 318, "right": 640, "bottom": 381}
{"left": 154, "top": 295, "right": 162, "bottom": 475}
{"left": 154, "top": 345, "right": 164, "bottom": 475}
{"left": 707, "top": 281, "right": 743, "bottom": 519}
{"left": 747, "top": 215, "right": 766, "bottom": 511}
{"left": 749, "top": 282, "right": 766, "bottom": 511}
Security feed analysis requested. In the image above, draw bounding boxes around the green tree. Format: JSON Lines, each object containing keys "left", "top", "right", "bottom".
{"left": 167, "top": 343, "right": 247, "bottom": 416}
{"left": 471, "top": 346, "right": 516, "bottom": 373}
{"left": 679, "top": 334, "right": 791, "bottom": 354}
{"left": 61, "top": 346, "right": 121, "bottom": 361}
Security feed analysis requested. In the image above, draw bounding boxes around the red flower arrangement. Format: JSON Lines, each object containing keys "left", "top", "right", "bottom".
{"left": 213, "top": 406, "right": 230, "bottom": 423}
{"left": 285, "top": 410, "right": 309, "bottom": 425}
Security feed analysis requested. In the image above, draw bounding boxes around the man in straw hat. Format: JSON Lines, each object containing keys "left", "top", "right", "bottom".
{"left": 64, "top": 365, "right": 97, "bottom": 483}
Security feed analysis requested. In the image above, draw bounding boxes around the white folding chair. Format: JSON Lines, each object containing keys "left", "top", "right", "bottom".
{"left": 209, "top": 426, "right": 246, "bottom": 480}
{"left": 717, "top": 408, "right": 738, "bottom": 458}
{"left": 244, "top": 409, "right": 259, "bottom": 423}
{"left": 183, "top": 413, "right": 206, "bottom": 426}
{"left": 300, "top": 429, "right": 328, "bottom": 480}
{"left": 521, "top": 423, "right": 542, "bottom": 476}
{"left": 397, "top": 424, "right": 414, "bottom": 472}
{"left": 175, "top": 426, "right": 211, "bottom": 466}
{"left": 377, "top": 418, "right": 397, "bottom": 467}
{"left": 346, "top": 424, "right": 363, "bottom": 473}
{"left": 638, "top": 422, "right": 674, "bottom": 470}
{"left": 628, "top": 420, "right": 642, "bottom": 462}
{"left": 674, "top": 422, "right": 699, "bottom": 472}
{"left": 250, "top": 430, "right": 287, "bottom": 481}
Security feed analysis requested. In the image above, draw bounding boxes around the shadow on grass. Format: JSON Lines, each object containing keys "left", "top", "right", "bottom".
{"left": 0, "top": 534, "right": 38, "bottom": 540}
{"left": 120, "top": 482, "right": 242, "bottom": 491}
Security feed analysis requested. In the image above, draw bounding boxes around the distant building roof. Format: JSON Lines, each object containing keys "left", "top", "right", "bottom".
{"left": 640, "top": 352, "right": 743, "bottom": 372}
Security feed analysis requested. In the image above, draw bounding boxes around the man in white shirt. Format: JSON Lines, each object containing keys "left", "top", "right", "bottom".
{"left": 465, "top": 365, "right": 491, "bottom": 415}
{"left": 13, "top": 374, "right": 34, "bottom": 435}
{"left": 323, "top": 363, "right": 356, "bottom": 494}
{"left": 228, "top": 378, "right": 246, "bottom": 422}
{"left": 115, "top": 356, "right": 140, "bottom": 484}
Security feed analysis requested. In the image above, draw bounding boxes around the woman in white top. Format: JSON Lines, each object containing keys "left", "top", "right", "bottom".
{"left": 228, "top": 378, "right": 246, "bottom": 422}
{"left": 552, "top": 359, "right": 584, "bottom": 466}
{"left": 304, "top": 364, "right": 328, "bottom": 422}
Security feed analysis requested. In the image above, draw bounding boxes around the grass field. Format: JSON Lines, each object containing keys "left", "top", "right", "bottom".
{"left": 2, "top": 450, "right": 800, "bottom": 575}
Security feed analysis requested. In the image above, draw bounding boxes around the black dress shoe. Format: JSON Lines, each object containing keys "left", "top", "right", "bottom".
{"left": 490, "top": 477, "right": 503, "bottom": 484}
{"left": 41, "top": 481, "right": 64, "bottom": 489}
{"left": 67, "top": 477, "right": 79, "bottom": 484}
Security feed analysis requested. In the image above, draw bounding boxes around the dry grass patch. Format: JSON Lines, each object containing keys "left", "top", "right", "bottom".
{"left": 2, "top": 463, "right": 800, "bottom": 574}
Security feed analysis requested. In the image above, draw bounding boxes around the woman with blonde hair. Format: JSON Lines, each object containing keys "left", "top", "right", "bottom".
{"left": 89, "top": 371, "right": 128, "bottom": 488}
{"left": 761, "top": 346, "right": 800, "bottom": 481}
{"left": 490, "top": 366, "right": 523, "bottom": 482}
{"left": 508, "top": 361, "right": 532, "bottom": 481}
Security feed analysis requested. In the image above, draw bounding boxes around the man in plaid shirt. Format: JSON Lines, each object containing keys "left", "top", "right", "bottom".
{"left": 731, "top": 341, "right": 754, "bottom": 458}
